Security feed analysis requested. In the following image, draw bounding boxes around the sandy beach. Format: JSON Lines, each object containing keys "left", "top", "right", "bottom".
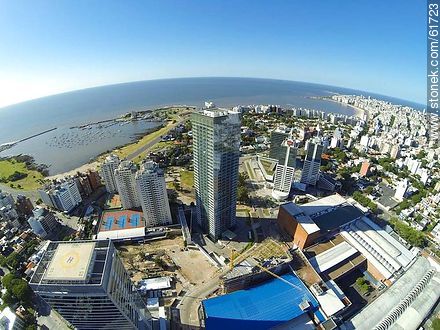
{"left": 46, "top": 161, "right": 100, "bottom": 180}
{"left": 324, "top": 97, "right": 367, "bottom": 118}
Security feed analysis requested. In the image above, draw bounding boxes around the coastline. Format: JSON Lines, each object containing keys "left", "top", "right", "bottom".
{"left": 321, "top": 97, "right": 367, "bottom": 118}
{"left": 46, "top": 107, "right": 192, "bottom": 180}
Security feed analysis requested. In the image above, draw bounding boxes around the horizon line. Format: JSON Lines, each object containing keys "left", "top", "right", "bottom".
{"left": 0, "top": 76, "right": 425, "bottom": 110}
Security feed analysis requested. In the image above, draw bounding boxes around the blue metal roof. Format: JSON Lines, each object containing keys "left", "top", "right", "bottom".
{"left": 202, "top": 273, "right": 320, "bottom": 330}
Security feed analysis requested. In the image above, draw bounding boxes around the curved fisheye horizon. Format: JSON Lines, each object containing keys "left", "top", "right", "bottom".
{"left": 0, "top": 76, "right": 426, "bottom": 110}
{"left": 0, "top": 1, "right": 438, "bottom": 330}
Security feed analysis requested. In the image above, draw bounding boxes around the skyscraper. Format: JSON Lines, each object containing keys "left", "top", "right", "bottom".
{"left": 269, "top": 129, "right": 288, "bottom": 161}
{"left": 27, "top": 207, "right": 58, "bottom": 238}
{"left": 100, "top": 154, "right": 120, "bottom": 193}
{"left": 30, "top": 240, "right": 151, "bottom": 330}
{"left": 300, "top": 142, "right": 323, "bottom": 186}
{"left": 135, "top": 160, "right": 172, "bottom": 227}
{"left": 115, "top": 161, "right": 140, "bottom": 209}
{"left": 272, "top": 134, "right": 298, "bottom": 200}
{"left": 192, "top": 108, "right": 241, "bottom": 240}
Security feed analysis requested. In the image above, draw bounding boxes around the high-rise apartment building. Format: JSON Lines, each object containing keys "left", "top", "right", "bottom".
{"left": 272, "top": 136, "right": 298, "bottom": 200}
{"left": 100, "top": 154, "right": 120, "bottom": 193}
{"left": 27, "top": 207, "right": 58, "bottom": 238}
{"left": 15, "top": 194, "right": 34, "bottom": 217}
{"left": 270, "top": 130, "right": 287, "bottom": 160}
{"left": 29, "top": 240, "right": 151, "bottom": 330}
{"left": 192, "top": 108, "right": 241, "bottom": 240}
{"left": 135, "top": 161, "right": 172, "bottom": 227}
{"left": 51, "top": 181, "right": 82, "bottom": 212}
{"left": 115, "top": 161, "right": 140, "bottom": 209}
{"left": 300, "top": 142, "right": 323, "bottom": 186}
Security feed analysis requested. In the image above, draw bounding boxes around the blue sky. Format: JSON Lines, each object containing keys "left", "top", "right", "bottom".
{"left": 0, "top": 0, "right": 426, "bottom": 107}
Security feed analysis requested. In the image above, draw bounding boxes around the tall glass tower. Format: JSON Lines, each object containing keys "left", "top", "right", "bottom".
{"left": 30, "top": 240, "right": 151, "bottom": 330}
{"left": 191, "top": 108, "right": 241, "bottom": 240}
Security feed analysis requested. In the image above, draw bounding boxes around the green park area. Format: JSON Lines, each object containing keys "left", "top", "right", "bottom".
{"left": 180, "top": 170, "right": 194, "bottom": 189}
{"left": 113, "top": 123, "right": 170, "bottom": 159}
{"left": 0, "top": 159, "right": 44, "bottom": 190}
{"left": 259, "top": 158, "right": 276, "bottom": 175}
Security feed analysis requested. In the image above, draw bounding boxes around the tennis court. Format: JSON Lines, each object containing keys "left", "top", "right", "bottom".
{"left": 99, "top": 210, "right": 145, "bottom": 232}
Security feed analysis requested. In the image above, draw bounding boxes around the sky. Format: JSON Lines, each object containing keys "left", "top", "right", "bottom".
{"left": 0, "top": 0, "right": 426, "bottom": 108}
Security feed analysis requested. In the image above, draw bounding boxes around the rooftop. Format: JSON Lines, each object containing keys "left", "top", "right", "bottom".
{"left": 43, "top": 242, "right": 95, "bottom": 281}
{"left": 30, "top": 240, "right": 111, "bottom": 286}
{"left": 99, "top": 209, "right": 144, "bottom": 232}
{"left": 311, "top": 205, "right": 364, "bottom": 231}
{"left": 308, "top": 241, "right": 357, "bottom": 273}
{"left": 281, "top": 203, "right": 320, "bottom": 234}
{"left": 203, "top": 273, "right": 321, "bottom": 330}
{"left": 304, "top": 235, "right": 366, "bottom": 282}
{"left": 346, "top": 257, "right": 440, "bottom": 330}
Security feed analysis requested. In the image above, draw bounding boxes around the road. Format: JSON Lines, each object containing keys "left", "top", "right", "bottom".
{"left": 37, "top": 310, "right": 70, "bottom": 330}
{"left": 179, "top": 267, "right": 229, "bottom": 328}
{"left": 127, "top": 115, "right": 188, "bottom": 161}
{"left": 0, "top": 182, "right": 40, "bottom": 201}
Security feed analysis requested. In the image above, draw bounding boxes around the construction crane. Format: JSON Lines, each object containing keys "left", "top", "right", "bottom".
{"left": 229, "top": 247, "right": 303, "bottom": 291}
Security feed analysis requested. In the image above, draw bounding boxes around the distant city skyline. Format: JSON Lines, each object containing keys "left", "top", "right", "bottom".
{"left": 0, "top": 0, "right": 426, "bottom": 107}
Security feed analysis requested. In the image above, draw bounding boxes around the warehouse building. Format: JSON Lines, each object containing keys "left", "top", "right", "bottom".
{"left": 202, "top": 273, "right": 324, "bottom": 330}
{"left": 278, "top": 194, "right": 417, "bottom": 285}
{"left": 345, "top": 257, "right": 440, "bottom": 330}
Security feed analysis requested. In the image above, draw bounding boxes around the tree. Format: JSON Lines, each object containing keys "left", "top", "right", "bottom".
{"left": 2, "top": 273, "right": 16, "bottom": 290}
{"left": 2, "top": 291, "right": 16, "bottom": 305}
{"left": 172, "top": 180, "right": 181, "bottom": 191}
{"left": 5, "top": 252, "right": 23, "bottom": 270}
{"left": 12, "top": 279, "right": 32, "bottom": 303}
{"left": 237, "top": 186, "right": 250, "bottom": 204}
{"left": 432, "top": 318, "right": 440, "bottom": 330}
{"left": 365, "top": 186, "right": 374, "bottom": 195}
{"left": 238, "top": 172, "right": 248, "bottom": 186}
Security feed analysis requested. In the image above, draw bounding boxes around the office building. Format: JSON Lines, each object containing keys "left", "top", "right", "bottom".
{"left": 51, "top": 181, "right": 82, "bottom": 212}
{"left": 359, "top": 161, "right": 370, "bottom": 177}
{"left": 269, "top": 129, "right": 287, "bottom": 162}
{"left": 135, "top": 161, "right": 172, "bottom": 227}
{"left": 30, "top": 240, "right": 151, "bottom": 330}
{"left": 192, "top": 108, "right": 241, "bottom": 240}
{"left": 0, "top": 205, "right": 20, "bottom": 228}
{"left": 300, "top": 143, "right": 323, "bottom": 186}
{"left": 0, "top": 307, "right": 25, "bottom": 330}
{"left": 87, "top": 169, "right": 102, "bottom": 191}
{"left": 115, "top": 161, "right": 140, "bottom": 209}
{"left": 27, "top": 207, "right": 58, "bottom": 238}
{"left": 100, "top": 154, "right": 120, "bottom": 193}
{"left": 394, "top": 179, "right": 409, "bottom": 201}
{"left": 0, "top": 190, "right": 14, "bottom": 208}
{"left": 272, "top": 138, "right": 298, "bottom": 200}
{"left": 38, "top": 180, "right": 82, "bottom": 213}
{"left": 15, "top": 195, "right": 34, "bottom": 217}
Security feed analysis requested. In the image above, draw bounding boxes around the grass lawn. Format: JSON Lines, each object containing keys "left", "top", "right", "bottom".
{"left": 180, "top": 170, "right": 194, "bottom": 188}
{"left": 0, "top": 159, "right": 44, "bottom": 190}
{"left": 113, "top": 123, "right": 172, "bottom": 159}
{"left": 244, "top": 161, "right": 256, "bottom": 180}
{"left": 260, "top": 158, "right": 276, "bottom": 175}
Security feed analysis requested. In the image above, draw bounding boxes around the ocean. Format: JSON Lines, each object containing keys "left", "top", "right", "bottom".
{"left": 0, "top": 77, "right": 425, "bottom": 174}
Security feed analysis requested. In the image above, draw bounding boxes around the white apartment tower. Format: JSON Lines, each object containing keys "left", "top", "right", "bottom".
{"left": 395, "top": 179, "right": 409, "bottom": 201}
{"left": 115, "top": 161, "right": 140, "bottom": 209}
{"left": 100, "top": 154, "right": 120, "bottom": 193}
{"left": 135, "top": 161, "right": 172, "bottom": 227}
{"left": 300, "top": 142, "right": 324, "bottom": 186}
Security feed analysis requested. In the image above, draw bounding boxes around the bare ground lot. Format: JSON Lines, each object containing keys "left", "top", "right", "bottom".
{"left": 117, "top": 236, "right": 216, "bottom": 285}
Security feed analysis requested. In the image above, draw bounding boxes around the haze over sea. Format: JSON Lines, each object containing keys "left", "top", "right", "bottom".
{"left": 0, "top": 77, "right": 424, "bottom": 174}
